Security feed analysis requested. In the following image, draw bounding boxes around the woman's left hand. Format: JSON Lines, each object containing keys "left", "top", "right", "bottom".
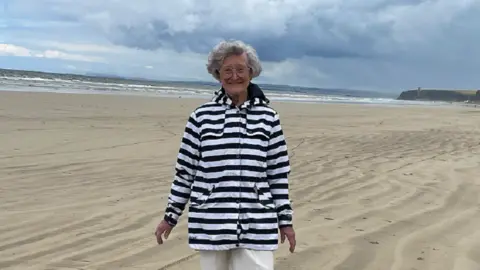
{"left": 280, "top": 226, "right": 296, "bottom": 253}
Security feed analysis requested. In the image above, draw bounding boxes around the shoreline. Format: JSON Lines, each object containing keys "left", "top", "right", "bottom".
{"left": 0, "top": 87, "right": 463, "bottom": 109}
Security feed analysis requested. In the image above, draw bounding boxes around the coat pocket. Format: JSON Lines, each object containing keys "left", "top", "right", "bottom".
{"left": 199, "top": 117, "right": 225, "bottom": 153}
{"left": 191, "top": 184, "right": 216, "bottom": 208}
{"left": 245, "top": 125, "right": 269, "bottom": 141}
{"left": 200, "top": 114, "right": 226, "bottom": 141}
{"left": 245, "top": 115, "right": 270, "bottom": 143}
{"left": 254, "top": 183, "right": 275, "bottom": 209}
{"left": 201, "top": 128, "right": 224, "bottom": 140}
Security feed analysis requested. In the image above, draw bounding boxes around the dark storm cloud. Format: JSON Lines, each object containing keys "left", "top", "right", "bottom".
{"left": 109, "top": 12, "right": 392, "bottom": 62}
{"left": 6, "top": 0, "right": 480, "bottom": 63}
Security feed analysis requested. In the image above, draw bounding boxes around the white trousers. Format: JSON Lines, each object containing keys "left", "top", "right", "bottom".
{"left": 199, "top": 249, "right": 274, "bottom": 270}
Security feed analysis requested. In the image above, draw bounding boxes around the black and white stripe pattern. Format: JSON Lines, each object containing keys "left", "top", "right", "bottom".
{"left": 164, "top": 83, "right": 293, "bottom": 251}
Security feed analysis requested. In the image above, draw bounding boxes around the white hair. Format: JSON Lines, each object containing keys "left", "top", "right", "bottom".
{"left": 206, "top": 40, "right": 262, "bottom": 81}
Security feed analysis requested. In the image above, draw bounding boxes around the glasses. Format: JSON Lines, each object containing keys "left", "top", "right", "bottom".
{"left": 219, "top": 65, "right": 250, "bottom": 78}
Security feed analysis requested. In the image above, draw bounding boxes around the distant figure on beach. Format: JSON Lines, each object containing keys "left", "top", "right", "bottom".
{"left": 155, "top": 40, "right": 296, "bottom": 270}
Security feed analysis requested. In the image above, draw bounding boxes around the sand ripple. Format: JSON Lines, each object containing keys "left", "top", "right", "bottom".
{"left": 1, "top": 92, "right": 479, "bottom": 269}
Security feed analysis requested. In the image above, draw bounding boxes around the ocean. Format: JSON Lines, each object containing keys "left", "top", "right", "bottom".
{"left": 0, "top": 68, "right": 448, "bottom": 107}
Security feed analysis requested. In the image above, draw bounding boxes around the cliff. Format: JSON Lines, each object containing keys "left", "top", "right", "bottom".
{"left": 397, "top": 88, "right": 480, "bottom": 103}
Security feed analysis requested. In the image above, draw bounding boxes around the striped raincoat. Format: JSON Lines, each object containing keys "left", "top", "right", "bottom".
{"left": 163, "top": 83, "right": 293, "bottom": 251}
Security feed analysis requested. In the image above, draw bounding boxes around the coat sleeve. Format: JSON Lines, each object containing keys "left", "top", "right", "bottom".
{"left": 163, "top": 111, "right": 201, "bottom": 226}
{"left": 267, "top": 112, "right": 294, "bottom": 228}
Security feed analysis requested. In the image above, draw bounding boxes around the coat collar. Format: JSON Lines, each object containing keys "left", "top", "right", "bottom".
{"left": 212, "top": 82, "right": 270, "bottom": 109}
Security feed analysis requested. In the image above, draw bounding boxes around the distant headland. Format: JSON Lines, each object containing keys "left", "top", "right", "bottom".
{"left": 397, "top": 87, "right": 480, "bottom": 103}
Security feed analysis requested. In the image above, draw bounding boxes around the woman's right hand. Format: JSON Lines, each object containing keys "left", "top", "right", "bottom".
{"left": 155, "top": 219, "right": 173, "bottom": 245}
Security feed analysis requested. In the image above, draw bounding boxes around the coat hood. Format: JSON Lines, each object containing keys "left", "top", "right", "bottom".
{"left": 212, "top": 82, "right": 270, "bottom": 109}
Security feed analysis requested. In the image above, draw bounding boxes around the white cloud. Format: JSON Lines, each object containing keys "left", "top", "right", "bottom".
{"left": 36, "top": 49, "right": 104, "bottom": 62}
{"left": 0, "top": 43, "right": 105, "bottom": 62}
{"left": 261, "top": 59, "right": 330, "bottom": 86}
{"left": 37, "top": 41, "right": 123, "bottom": 53}
{"left": 0, "top": 43, "right": 32, "bottom": 56}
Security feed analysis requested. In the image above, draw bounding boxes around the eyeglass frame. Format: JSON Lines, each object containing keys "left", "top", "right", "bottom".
{"left": 217, "top": 64, "right": 252, "bottom": 78}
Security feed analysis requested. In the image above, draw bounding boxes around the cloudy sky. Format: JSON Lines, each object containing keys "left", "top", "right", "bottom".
{"left": 1, "top": 0, "right": 479, "bottom": 92}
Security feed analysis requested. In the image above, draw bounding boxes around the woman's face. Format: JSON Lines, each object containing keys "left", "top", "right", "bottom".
{"left": 219, "top": 53, "right": 251, "bottom": 97}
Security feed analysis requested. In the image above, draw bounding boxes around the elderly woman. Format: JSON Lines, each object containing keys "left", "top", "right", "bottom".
{"left": 155, "top": 40, "right": 296, "bottom": 270}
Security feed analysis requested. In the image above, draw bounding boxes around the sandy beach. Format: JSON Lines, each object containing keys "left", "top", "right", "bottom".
{"left": 1, "top": 90, "right": 480, "bottom": 270}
